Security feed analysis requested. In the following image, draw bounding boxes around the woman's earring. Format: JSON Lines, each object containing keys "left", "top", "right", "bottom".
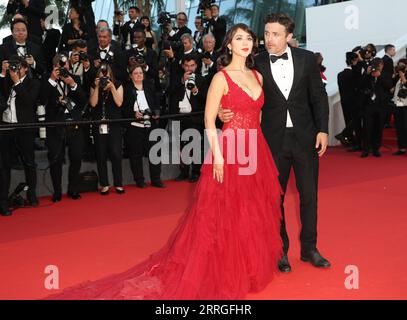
{"left": 228, "top": 48, "right": 232, "bottom": 55}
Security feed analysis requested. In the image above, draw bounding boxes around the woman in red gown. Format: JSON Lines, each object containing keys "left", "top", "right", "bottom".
{"left": 47, "top": 23, "right": 283, "bottom": 300}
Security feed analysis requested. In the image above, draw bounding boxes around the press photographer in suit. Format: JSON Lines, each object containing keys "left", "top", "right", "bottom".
{"left": 0, "top": 92, "right": 10, "bottom": 216}
{"left": 170, "top": 54, "right": 207, "bottom": 183}
{"left": 0, "top": 55, "right": 41, "bottom": 209}
{"left": 41, "top": 54, "right": 87, "bottom": 202}
{"left": 205, "top": 4, "right": 226, "bottom": 51}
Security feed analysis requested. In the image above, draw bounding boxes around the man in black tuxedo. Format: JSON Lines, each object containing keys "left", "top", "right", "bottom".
{"left": 0, "top": 92, "right": 11, "bottom": 216}
{"left": 382, "top": 44, "right": 396, "bottom": 76}
{"left": 0, "top": 55, "right": 41, "bottom": 210}
{"left": 0, "top": 19, "right": 45, "bottom": 79}
{"left": 113, "top": 6, "right": 144, "bottom": 50}
{"left": 39, "top": 18, "right": 61, "bottom": 73}
{"left": 7, "top": 0, "right": 45, "bottom": 39}
{"left": 88, "top": 27, "right": 127, "bottom": 82}
{"left": 125, "top": 29, "right": 159, "bottom": 89}
{"left": 220, "top": 13, "right": 331, "bottom": 271}
{"left": 170, "top": 54, "right": 207, "bottom": 183}
{"left": 167, "top": 12, "right": 192, "bottom": 44}
{"left": 198, "top": 34, "right": 220, "bottom": 84}
{"left": 205, "top": 4, "right": 226, "bottom": 51}
{"left": 40, "top": 54, "right": 87, "bottom": 202}
{"left": 336, "top": 52, "right": 361, "bottom": 149}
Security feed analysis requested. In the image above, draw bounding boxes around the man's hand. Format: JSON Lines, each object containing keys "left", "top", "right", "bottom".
{"left": 1, "top": 60, "right": 9, "bottom": 76}
{"left": 183, "top": 71, "right": 192, "bottom": 83}
{"left": 315, "top": 132, "right": 328, "bottom": 157}
{"left": 218, "top": 107, "right": 234, "bottom": 123}
{"left": 191, "top": 86, "right": 198, "bottom": 95}
{"left": 203, "top": 57, "right": 212, "bottom": 66}
{"left": 22, "top": 0, "right": 29, "bottom": 8}
{"left": 62, "top": 75, "right": 76, "bottom": 87}
{"left": 25, "top": 54, "right": 35, "bottom": 66}
{"left": 163, "top": 47, "right": 174, "bottom": 59}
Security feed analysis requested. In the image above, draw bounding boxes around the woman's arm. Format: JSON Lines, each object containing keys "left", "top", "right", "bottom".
{"left": 111, "top": 84, "right": 123, "bottom": 107}
{"left": 89, "top": 86, "right": 99, "bottom": 107}
{"left": 204, "top": 72, "right": 227, "bottom": 182}
{"left": 151, "top": 31, "right": 158, "bottom": 50}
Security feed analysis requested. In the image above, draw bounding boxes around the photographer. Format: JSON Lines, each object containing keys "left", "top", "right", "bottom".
{"left": 354, "top": 43, "right": 377, "bottom": 76}
{"left": 360, "top": 58, "right": 393, "bottom": 158}
{"left": 113, "top": 6, "right": 144, "bottom": 50}
{"left": 205, "top": 4, "right": 226, "bottom": 51}
{"left": 123, "top": 64, "right": 165, "bottom": 189}
{"left": 166, "top": 12, "right": 192, "bottom": 44}
{"left": 0, "top": 19, "right": 45, "bottom": 79}
{"left": 6, "top": 0, "right": 45, "bottom": 39}
{"left": 88, "top": 27, "right": 127, "bottom": 82}
{"left": 0, "top": 92, "right": 11, "bottom": 216}
{"left": 125, "top": 29, "right": 159, "bottom": 89}
{"left": 59, "top": 6, "right": 88, "bottom": 52}
{"left": 69, "top": 40, "right": 94, "bottom": 92}
{"left": 41, "top": 54, "right": 87, "bottom": 202}
{"left": 392, "top": 59, "right": 407, "bottom": 156}
{"left": 170, "top": 54, "right": 206, "bottom": 183}
{"left": 198, "top": 34, "right": 219, "bottom": 82}
{"left": 0, "top": 55, "right": 41, "bottom": 208}
{"left": 89, "top": 64, "right": 124, "bottom": 195}
{"left": 193, "top": 16, "right": 205, "bottom": 50}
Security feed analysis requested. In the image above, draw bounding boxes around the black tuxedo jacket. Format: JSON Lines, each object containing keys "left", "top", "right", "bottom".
{"left": 122, "top": 80, "right": 160, "bottom": 121}
{"left": 0, "top": 39, "right": 45, "bottom": 78}
{"left": 0, "top": 76, "right": 41, "bottom": 124}
{"left": 7, "top": 0, "right": 45, "bottom": 38}
{"left": 382, "top": 55, "right": 394, "bottom": 76}
{"left": 254, "top": 47, "right": 329, "bottom": 156}
{"left": 206, "top": 17, "right": 227, "bottom": 50}
{"left": 41, "top": 29, "right": 61, "bottom": 72}
{"left": 40, "top": 74, "right": 87, "bottom": 122}
{"left": 113, "top": 19, "right": 144, "bottom": 49}
{"left": 337, "top": 68, "right": 358, "bottom": 106}
{"left": 198, "top": 50, "right": 220, "bottom": 82}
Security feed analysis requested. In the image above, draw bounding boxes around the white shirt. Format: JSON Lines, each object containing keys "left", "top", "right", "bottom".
{"left": 269, "top": 46, "right": 294, "bottom": 127}
{"left": 132, "top": 89, "right": 150, "bottom": 128}
{"left": 3, "top": 75, "right": 27, "bottom": 123}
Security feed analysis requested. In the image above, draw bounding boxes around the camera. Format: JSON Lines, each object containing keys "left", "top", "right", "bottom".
{"left": 198, "top": 0, "right": 215, "bottom": 11}
{"left": 99, "top": 64, "right": 110, "bottom": 90}
{"left": 157, "top": 11, "right": 176, "bottom": 25}
{"left": 8, "top": 60, "right": 21, "bottom": 72}
{"left": 186, "top": 73, "right": 196, "bottom": 90}
{"left": 58, "top": 55, "right": 70, "bottom": 78}
{"left": 131, "top": 44, "right": 145, "bottom": 65}
{"left": 203, "top": 51, "right": 211, "bottom": 59}
{"left": 36, "top": 104, "right": 46, "bottom": 139}
{"left": 140, "top": 108, "right": 152, "bottom": 128}
{"left": 79, "top": 52, "right": 89, "bottom": 61}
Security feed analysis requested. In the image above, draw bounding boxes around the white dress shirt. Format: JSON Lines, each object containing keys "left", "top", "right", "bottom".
{"left": 132, "top": 89, "right": 150, "bottom": 128}
{"left": 3, "top": 75, "right": 27, "bottom": 123}
{"left": 269, "top": 46, "right": 294, "bottom": 127}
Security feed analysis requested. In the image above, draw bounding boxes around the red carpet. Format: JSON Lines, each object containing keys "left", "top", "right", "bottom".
{"left": 1, "top": 131, "right": 407, "bottom": 300}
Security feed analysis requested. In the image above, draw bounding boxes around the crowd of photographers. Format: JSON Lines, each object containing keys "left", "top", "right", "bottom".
{"left": 0, "top": 1, "right": 227, "bottom": 216}
{"left": 336, "top": 44, "right": 407, "bottom": 158}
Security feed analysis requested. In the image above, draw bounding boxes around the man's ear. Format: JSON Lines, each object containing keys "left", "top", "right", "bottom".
{"left": 286, "top": 33, "right": 293, "bottom": 44}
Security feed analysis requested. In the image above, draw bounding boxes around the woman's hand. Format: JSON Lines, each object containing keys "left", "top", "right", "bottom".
{"left": 213, "top": 157, "right": 224, "bottom": 183}
{"left": 94, "top": 77, "right": 100, "bottom": 88}
{"left": 104, "top": 80, "right": 114, "bottom": 91}
{"left": 135, "top": 111, "right": 143, "bottom": 119}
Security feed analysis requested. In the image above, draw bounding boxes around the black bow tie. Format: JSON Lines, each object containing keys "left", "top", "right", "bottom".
{"left": 16, "top": 44, "right": 26, "bottom": 49}
{"left": 100, "top": 49, "right": 107, "bottom": 53}
{"left": 270, "top": 52, "right": 288, "bottom": 63}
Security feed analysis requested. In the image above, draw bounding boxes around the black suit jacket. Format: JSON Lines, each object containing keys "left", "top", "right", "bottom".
{"left": 0, "top": 39, "right": 46, "bottom": 78}
{"left": 382, "top": 55, "right": 394, "bottom": 76}
{"left": 168, "top": 26, "right": 192, "bottom": 43}
{"left": 254, "top": 47, "right": 329, "bottom": 156}
{"left": 122, "top": 80, "right": 160, "bottom": 121}
{"left": 7, "top": 0, "right": 45, "bottom": 38}
{"left": 40, "top": 75, "right": 87, "bottom": 122}
{"left": 59, "top": 22, "right": 88, "bottom": 52}
{"left": 0, "top": 75, "right": 41, "bottom": 124}
{"left": 41, "top": 29, "right": 61, "bottom": 72}
{"left": 338, "top": 68, "right": 358, "bottom": 106}
{"left": 206, "top": 17, "right": 227, "bottom": 50}
{"left": 113, "top": 19, "right": 144, "bottom": 49}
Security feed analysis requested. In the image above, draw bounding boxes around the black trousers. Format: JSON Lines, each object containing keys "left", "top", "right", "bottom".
{"left": 394, "top": 107, "right": 407, "bottom": 150}
{"left": 125, "top": 126, "right": 162, "bottom": 183}
{"left": 93, "top": 124, "right": 123, "bottom": 187}
{"left": 273, "top": 128, "right": 319, "bottom": 255}
{"left": 362, "top": 106, "right": 387, "bottom": 152}
{"left": 179, "top": 118, "right": 204, "bottom": 177}
{"left": 0, "top": 128, "right": 37, "bottom": 203}
{"left": 46, "top": 126, "right": 85, "bottom": 194}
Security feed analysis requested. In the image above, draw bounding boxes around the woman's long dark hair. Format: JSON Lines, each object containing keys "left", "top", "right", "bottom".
{"left": 220, "top": 23, "right": 257, "bottom": 69}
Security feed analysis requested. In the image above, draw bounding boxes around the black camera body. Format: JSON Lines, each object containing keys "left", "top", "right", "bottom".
{"left": 186, "top": 73, "right": 196, "bottom": 90}
{"left": 395, "top": 64, "right": 406, "bottom": 74}
{"left": 100, "top": 76, "right": 110, "bottom": 90}
{"left": 157, "top": 11, "right": 176, "bottom": 25}
{"left": 131, "top": 45, "right": 145, "bottom": 65}
{"left": 79, "top": 52, "right": 89, "bottom": 62}
{"left": 203, "top": 51, "right": 211, "bottom": 59}
{"left": 8, "top": 60, "right": 21, "bottom": 72}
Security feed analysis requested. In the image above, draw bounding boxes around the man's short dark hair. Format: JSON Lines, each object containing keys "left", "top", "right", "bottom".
{"left": 264, "top": 13, "right": 295, "bottom": 34}
{"left": 10, "top": 19, "right": 28, "bottom": 32}
{"left": 133, "top": 28, "right": 146, "bottom": 37}
{"left": 72, "top": 39, "right": 87, "bottom": 50}
{"left": 129, "top": 6, "right": 140, "bottom": 13}
{"left": 182, "top": 54, "right": 198, "bottom": 65}
{"left": 384, "top": 44, "right": 395, "bottom": 53}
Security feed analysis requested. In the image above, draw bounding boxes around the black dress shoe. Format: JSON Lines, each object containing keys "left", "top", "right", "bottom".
{"left": 136, "top": 181, "right": 147, "bottom": 188}
{"left": 52, "top": 193, "right": 62, "bottom": 202}
{"left": 361, "top": 151, "right": 369, "bottom": 158}
{"left": 174, "top": 172, "right": 188, "bottom": 181}
{"left": 372, "top": 150, "right": 382, "bottom": 157}
{"left": 278, "top": 254, "right": 292, "bottom": 273}
{"left": 67, "top": 192, "right": 81, "bottom": 200}
{"left": 27, "top": 194, "right": 39, "bottom": 207}
{"left": 0, "top": 204, "right": 12, "bottom": 216}
{"left": 115, "top": 187, "right": 125, "bottom": 194}
{"left": 189, "top": 174, "right": 200, "bottom": 183}
{"left": 393, "top": 150, "right": 406, "bottom": 156}
{"left": 151, "top": 180, "right": 166, "bottom": 188}
{"left": 301, "top": 250, "right": 331, "bottom": 268}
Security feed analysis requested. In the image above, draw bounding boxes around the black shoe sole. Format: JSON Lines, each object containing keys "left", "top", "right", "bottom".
{"left": 300, "top": 256, "right": 331, "bottom": 268}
